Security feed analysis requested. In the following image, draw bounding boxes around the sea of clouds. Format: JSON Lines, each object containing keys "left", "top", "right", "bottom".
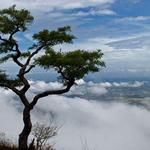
{"left": 0, "top": 80, "right": 150, "bottom": 150}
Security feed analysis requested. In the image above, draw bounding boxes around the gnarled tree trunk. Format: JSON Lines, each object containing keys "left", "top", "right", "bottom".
{"left": 19, "top": 107, "right": 32, "bottom": 150}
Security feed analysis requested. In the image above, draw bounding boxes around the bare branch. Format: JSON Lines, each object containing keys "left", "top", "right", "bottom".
{"left": 24, "top": 65, "right": 35, "bottom": 74}
{"left": 24, "top": 41, "right": 56, "bottom": 69}
{"left": 9, "top": 24, "right": 20, "bottom": 41}
{"left": 32, "top": 121, "right": 59, "bottom": 150}
{"left": 0, "top": 83, "right": 20, "bottom": 95}
{"left": 0, "top": 82, "right": 30, "bottom": 106}
{"left": 30, "top": 79, "right": 75, "bottom": 109}
{"left": 11, "top": 41, "right": 24, "bottom": 67}
{"left": 25, "top": 45, "right": 45, "bottom": 67}
{"left": 57, "top": 67, "right": 69, "bottom": 81}
{"left": 17, "top": 69, "right": 30, "bottom": 93}
{"left": 0, "top": 31, "right": 24, "bottom": 67}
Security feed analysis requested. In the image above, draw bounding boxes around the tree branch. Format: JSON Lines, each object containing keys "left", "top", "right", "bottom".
{"left": 25, "top": 45, "right": 45, "bottom": 67}
{"left": 24, "top": 41, "right": 56, "bottom": 68}
{"left": 16, "top": 45, "right": 45, "bottom": 94}
{"left": 57, "top": 67, "right": 69, "bottom": 81}
{"left": 18, "top": 94, "right": 30, "bottom": 107}
{"left": 11, "top": 41, "right": 24, "bottom": 67}
{"left": 29, "top": 79, "right": 75, "bottom": 109}
{"left": 0, "top": 83, "right": 20, "bottom": 95}
{"left": 9, "top": 24, "right": 20, "bottom": 41}
{"left": 0, "top": 30, "right": 24, "bottom": 67}
{"left": 24, "top": 65, "right": 35, "bottom": 75}
{"left": 17, "top": 67, "right": 30, "bottom": 93}
{"left": 0, "top": 82, "right": 30, "bottom": 106}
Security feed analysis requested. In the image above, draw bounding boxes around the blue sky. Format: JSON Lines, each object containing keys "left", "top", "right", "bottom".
{"left": 0, "top": 0, "right": 150, "bottom": 81}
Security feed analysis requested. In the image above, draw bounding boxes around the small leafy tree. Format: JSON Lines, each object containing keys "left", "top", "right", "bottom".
{"left": 0, "top": 6, "right": 105, "bottom": 150}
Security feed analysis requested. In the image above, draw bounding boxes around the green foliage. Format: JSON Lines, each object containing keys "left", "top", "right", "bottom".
{"left": 20, "top": 51, "right": 31, "bottom": 58}
{"left": 35, "top": 48, "right": 105, "bottom": 81}
{"left": 0, "top": 71, "right": 7, "bottom": 81}
{"left": 33, "top": 26, "right": 75, "bottom": 46}
{"left": 0, "top": 41, "right": 13, "bottom": 54}
{"left": 0, "top": 5, "right": 33, "bottom": 55}
{"left": 0, "top": 6, "right": 105, "bottom": 88}
{"left": 0, "top": 5, "right": 33, "bottom": 34}
{"left": 0, "top": 71, "right": 23, "bottom": 87}
{"left": 0, "top": 54, "right": 13, "bottom": 63}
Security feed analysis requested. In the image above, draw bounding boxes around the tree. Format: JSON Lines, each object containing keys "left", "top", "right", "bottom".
{"left": 0, "top": 6, "right": 105, "bottom": 150}
{"left": 32, "top": 121, "right": 59, "bottom": 150}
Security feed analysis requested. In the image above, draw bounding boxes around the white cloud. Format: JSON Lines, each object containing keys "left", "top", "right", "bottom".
{"left": 22, "top": 80, "right": 144, "bottom": 102}
{"left": 112, "top": 81, "right": 144, "bottom": 88}
{"left": 29, "top": 80, "right": 63, "bottom": 92}
{"left": 0, "top": 0, "right": 117, "bottom": 28}
{"left": 117, "top": 16, "right": 150, "bottom": 23}
{"left": 0, "top": 81, "right": 150, "bottom": 150}
{"left": 0, "top": 88, "right": 22, "bottom": 138}
{"left": 27, "top": 80, "right": 109, "bottom": 97}
{"left": 87, "top": 84, "right": 108, "bottom": 95}
{"left": 85, "top": 81, "right": 144, "bottom": 96}
{"left": 0, "top": 0, "right": 116, "bottom": 10}
{"left": 75, "top": 79, "right": 86, "bottom": 85}
{"left": 59, "top": 32, "right": 150, "bottom": 52}
{"left": 90, "top": 8, "right": 116, "bottom": 15}
{"left": 72, "top": 8, "right": 116, "bottom": 17}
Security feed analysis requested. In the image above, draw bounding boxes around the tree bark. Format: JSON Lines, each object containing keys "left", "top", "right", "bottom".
{"left": 19, "top": 107, "right": 32, "bottom": 150}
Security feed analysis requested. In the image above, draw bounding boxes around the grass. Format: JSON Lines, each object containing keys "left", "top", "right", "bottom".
{"left": 0, "top": 132, "right": 17, "bottom": 150}
{"left": 0, "top": 145, "right": 17, "bottom": 150}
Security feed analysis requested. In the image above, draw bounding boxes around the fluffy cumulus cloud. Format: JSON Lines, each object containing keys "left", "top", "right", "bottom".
{"left": 27, "top": 80, "right": 144, "bottom": 98}
{"left": 0, "top": 80, "right": 150, "bottom": 150}
{"left": 88, "top": 80, "right": 144, "bottom": 88}
{"left": 112, "top": 81, "right": 144, "bottom": 88}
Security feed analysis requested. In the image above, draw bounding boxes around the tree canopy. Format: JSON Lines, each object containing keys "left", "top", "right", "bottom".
{"left": 0, "top": 6, "right": 105, "bottom": 90}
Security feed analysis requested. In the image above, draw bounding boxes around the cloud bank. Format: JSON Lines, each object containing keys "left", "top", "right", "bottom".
{"left": 0, "top": 80, "right": 150, "bottom": 150}
{"left": 0, "top": 0, "right": 116, "bottom": 10}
